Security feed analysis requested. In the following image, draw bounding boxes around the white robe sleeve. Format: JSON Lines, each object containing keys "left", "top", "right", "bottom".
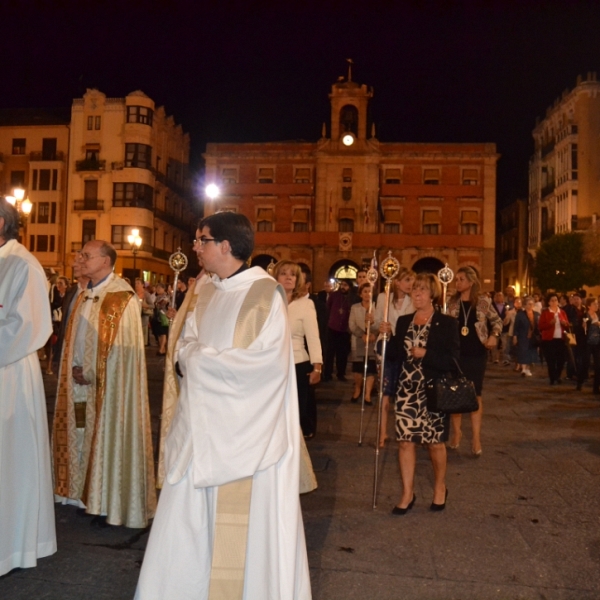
{"left": 177, "top": 293, "right": 294, "bottom": 489}
{"left": 0, "top": 259, "right": 52, "bottom": 369}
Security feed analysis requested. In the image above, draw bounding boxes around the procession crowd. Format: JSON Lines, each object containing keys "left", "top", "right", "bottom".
{"left": 2, "top": 192, "right": 600, "bottom": 599}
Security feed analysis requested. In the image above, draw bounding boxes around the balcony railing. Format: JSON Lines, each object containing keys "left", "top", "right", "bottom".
{"left": 572, "top": 215, "right": 597, "bottom": 231}
{"left": 541, "top": 141, "right": 555, "bottom": 158}
{"left": 152, "top": 247, "right": 172, "bottom": 261}
{"left": 73, "top": 199, "right": 105, "bottom": 211}
{"left": 29, "top": 151, "right": 65, "bottom": 161}
{"left": 155, "top": 208, "right": 190, "bottom": 231}
{"left": 541, "top": 182, "right": 555, "bottom": 198}
{"left": 112, "top": 198, "right": 153, "bottom": 211}
{"left": 75, "top": 159, "right": 106, "bottom": 171}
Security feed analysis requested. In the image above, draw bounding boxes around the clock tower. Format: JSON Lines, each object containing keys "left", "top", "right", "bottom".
{"left": 328, "top": 62, "right": 373, "bottom": 145}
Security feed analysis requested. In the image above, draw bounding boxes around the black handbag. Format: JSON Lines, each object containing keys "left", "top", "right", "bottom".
{"left": 425, "top": 359, "right": 478, "bottom": 414}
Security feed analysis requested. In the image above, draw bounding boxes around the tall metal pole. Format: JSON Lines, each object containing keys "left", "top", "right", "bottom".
{"left": 372, "top": 252, "right": 400, "bottom": 509}
{"left": 358, "top": 253, "right": 378, "bottom": 446}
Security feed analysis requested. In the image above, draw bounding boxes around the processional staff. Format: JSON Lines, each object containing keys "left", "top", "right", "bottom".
{"left": 168, "top": 247, "right": 189, "bottom": 325}
{"left": 372, "top": 251, "right": 400, "bottom": 509}
{"left": 438, "top": 263, "right": 454, "bottom": 314}
{"left": 358, "top": 253, "right": 379, "bottom": 446}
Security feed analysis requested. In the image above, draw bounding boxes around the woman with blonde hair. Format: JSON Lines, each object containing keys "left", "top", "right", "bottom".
{"left": 446, "top": 266, "right": 502, "bottom": 457}
{"left": 382, "top": 272, "right": 459, "bottom": 514}
{"left": 273, "top": 260, "right": 322, "bottom": 438}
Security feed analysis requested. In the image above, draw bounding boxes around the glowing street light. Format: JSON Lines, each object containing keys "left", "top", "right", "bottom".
{"left": 205, "top": 183, "right": 220, "bottom": 200}
{"left": 127, "top": 228, "right": 143, "bottom": 275}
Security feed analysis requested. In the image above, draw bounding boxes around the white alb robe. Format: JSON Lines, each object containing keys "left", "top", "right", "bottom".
{"left": 0, "top": 239, "right": 57, "bottom": 576}
{"left": 136, "top": 267, "right": 311, "bottom": 600}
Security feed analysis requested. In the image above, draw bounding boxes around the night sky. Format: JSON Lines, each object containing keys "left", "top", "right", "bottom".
{"left": 2, "top": 0, "right": 600, "bottom": 207}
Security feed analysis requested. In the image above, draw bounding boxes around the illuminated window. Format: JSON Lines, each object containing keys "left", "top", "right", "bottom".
{"left": 292, "top": 208, "right": 309, "bottom": 232}
{"left": 258, "top": 168, "right": 274, "bottom": 183}
{"left": 221, "top": 168, "right": 238, "bottom": 183}
{"left": 294, "top": 168, "right": 311, "bottom": 183}
{"left": 461, "top": 210, "right": 479, "bottom": 235}
{"left": 127, "top": 106, "right": 153, "bottom": 126}
{"left": 462, "top": 169, "right": 479, "bottom": 185}
{"left": 423, "top": 168, "right": 440, "bottom": 185}
{"left": 422, "top": 209, "right": 440, "bottom": 234}
{"left": 384, "top": 168, "right": 401, "bottom": 184}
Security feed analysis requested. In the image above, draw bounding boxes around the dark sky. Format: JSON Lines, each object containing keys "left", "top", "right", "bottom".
{"left": 2, "top": 0, "right": 600, "bottom": 207}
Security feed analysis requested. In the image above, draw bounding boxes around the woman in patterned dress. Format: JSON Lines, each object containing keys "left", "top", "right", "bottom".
{"left": 382, "top": 273, "right": 460, "bottom": 514}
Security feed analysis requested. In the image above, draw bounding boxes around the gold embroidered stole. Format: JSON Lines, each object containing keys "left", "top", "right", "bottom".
{"left": 53, "top": 291, "right": 86, "bottom": 496}
{"left": 207, "top": 277, "right": 280, "bottom": 600}
{"left": 157, "top": 283, "right": 208, "bottom": 488}
{"left": 80, "top": 291, "right": 133, "bottom": 504}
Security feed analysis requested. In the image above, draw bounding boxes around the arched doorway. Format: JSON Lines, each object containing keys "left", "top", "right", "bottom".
{"left": 329, "top": 259, "right": 359, "bottom": 281}
{"left": 251, "top": 253, "right": 277, "bottom": 272}
{"left": 412, "top": 257, "right": 445, "bottom": 275}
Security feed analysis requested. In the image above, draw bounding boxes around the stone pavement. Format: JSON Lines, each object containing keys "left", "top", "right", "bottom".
{"left": 1, "top": 354, "right": 599, "bottom": 599}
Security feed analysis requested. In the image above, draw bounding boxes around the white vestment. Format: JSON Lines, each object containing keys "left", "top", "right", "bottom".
{"left": 0, "top": 239, "right": 57, "bottom": 576}
{"left": 136, "top": 267, "right": 311, "bottom": 600}
{"left": 52, "top": 273, "right": 156, "bottom": 528}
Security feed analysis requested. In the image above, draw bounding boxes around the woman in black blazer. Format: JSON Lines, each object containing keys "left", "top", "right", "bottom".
{"left": 382, "top": 272, "right": 460, "bottom": 514}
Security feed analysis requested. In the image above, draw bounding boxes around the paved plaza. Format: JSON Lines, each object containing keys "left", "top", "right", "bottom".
{"left": 1, "top": 353, "right": 599, "bottom": 599}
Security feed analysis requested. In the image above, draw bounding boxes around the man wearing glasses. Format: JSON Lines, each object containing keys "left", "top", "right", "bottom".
{"left": 136, "top": 212, "right": 311, "bottom": 599}
{"left": 51, "top": 239, "right": 156, "bottom": 529}
{"left": 0, "top": 197, "right": 57, "bottom": 576}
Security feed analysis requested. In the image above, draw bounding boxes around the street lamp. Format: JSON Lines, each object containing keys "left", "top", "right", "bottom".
{"left": 205, "top": 183, "right": 220, "bottom": 200}
{"left": 127, "top": 228, "right": 143, "bottom": 276}
{"left": 4, "top": 187, "right": 33, "bottom": 244}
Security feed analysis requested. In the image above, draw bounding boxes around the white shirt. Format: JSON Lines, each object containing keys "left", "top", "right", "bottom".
{"left": 287, "top": 295, "right": 322, "bottom": 365}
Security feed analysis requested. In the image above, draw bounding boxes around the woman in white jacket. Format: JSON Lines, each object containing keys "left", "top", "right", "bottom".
{"left": 274, "top": 260, "right": 322, "bottom": 439}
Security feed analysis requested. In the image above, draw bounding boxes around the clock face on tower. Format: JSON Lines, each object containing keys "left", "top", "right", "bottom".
{"left": 342, "top": 133, "right": 355, "bottom": 147}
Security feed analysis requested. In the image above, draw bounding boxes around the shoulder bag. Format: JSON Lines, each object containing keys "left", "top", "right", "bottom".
{"left": 425, "top": 358, "right": 479, "bottom": 414}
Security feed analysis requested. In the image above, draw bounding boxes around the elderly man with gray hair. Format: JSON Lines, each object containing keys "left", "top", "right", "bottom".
{"left": 0, "top": 197, "right": 57, "bottom": 576}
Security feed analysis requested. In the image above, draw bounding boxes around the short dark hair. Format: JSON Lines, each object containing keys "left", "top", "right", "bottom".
{"left": 199, "top": 212, "right": 254, "bottom": 261}
{"left": 0, "top": 197, "right": 21, "bottom": 241}
{"left": 546, "top": 292, "right": 559, "bottom": 305}
{"left": 98, "top": 241, "right": 117, "bottom": 266}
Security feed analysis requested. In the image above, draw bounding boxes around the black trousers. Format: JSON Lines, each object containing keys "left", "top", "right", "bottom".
{"left": 577, "top": 344, "right": 600, "bottom": 393}
{"left": 323, "top": 328, "right": 350, "bottom": 379}
{"left": 542, "top": 339, "right": 566, "bottom": 383}
{"left": 295, "top": 361, "right": 317, "bottom": 436}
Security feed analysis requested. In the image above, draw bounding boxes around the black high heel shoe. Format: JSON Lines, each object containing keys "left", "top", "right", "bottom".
{"left": 391, "top": 494, "right": 416, "bottom": 516}
{"left": 430, "top": 489, "right": 448, "bottom": 512}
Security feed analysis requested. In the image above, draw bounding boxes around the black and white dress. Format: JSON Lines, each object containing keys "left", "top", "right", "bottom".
{"left": 395, "top": 321, "right": 448, "bottom": 444}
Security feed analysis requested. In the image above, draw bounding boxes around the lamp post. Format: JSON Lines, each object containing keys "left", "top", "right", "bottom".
{"left": 5, "top": 187, "right": 33, "bottom": 244}
{"left": 127, "top": 228, "right": 143, "bottom": 277}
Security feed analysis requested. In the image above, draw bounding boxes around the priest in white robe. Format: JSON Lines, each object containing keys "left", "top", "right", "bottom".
{"left": 51, "top": 240, "right": 156, "bottom": 528}
{"left": 0, "top": 198, "right": 57, "bottom": 576}
{"left": 136, "top": 212, "right": 311, "bottom": 600}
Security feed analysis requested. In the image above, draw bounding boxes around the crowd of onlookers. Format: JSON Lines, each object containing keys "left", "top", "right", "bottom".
{"left": 43, "top": 271, "right": 197, "bottom": 365}
{"left": 486, "top": 286, "right": 600, "bottom": 393}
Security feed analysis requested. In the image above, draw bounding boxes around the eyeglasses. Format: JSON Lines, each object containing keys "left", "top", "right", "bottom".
{"left": 193, "top": 237, "right": 218, "bottom": 246}
{"left": 79, "top": 252, "right": 104, "bottom": 261}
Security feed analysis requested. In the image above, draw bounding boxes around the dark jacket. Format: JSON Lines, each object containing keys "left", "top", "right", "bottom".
{"left": 386, "top": 310, "right": 460, "bottom": 380}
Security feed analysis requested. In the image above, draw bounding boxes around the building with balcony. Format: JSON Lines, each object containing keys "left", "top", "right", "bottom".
{"left": 497, "top": 199, "right": 530, "bottom": 295}
{"left": 204, "top": 73, "right": 499, "bottom": 290}
{"left": 67, "top": 89, "right": 196, "bottom": 282}
{"left": 0, "top": 108, "right": 70, "bottom": 273}
{"left": 0, "top": 91, "right": 197, "bottom": 283}
{"left": 529, "top": 72, "right": 600, "bottom": 256}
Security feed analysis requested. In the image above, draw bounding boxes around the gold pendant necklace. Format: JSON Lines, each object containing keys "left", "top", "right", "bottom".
{"left": 461, "top": 300, "right": 473, "bottom": 336}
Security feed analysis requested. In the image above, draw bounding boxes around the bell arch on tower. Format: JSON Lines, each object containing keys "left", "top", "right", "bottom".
{"left": 339, "top": 104, "right": 359, "bottom": 136}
